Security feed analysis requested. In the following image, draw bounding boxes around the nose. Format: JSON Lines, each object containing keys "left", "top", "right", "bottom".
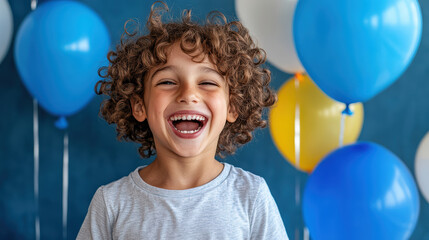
{"left": 176, "top": 83, "right": 199, "bottom": 104}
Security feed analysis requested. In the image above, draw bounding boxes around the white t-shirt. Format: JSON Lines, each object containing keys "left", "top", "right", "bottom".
{"left": 77, "top": 162, "right": 289, "bottom": 240}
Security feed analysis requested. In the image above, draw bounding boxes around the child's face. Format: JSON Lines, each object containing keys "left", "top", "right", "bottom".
{"left": 132, "top": 43, "right": 238, "bottom": 159}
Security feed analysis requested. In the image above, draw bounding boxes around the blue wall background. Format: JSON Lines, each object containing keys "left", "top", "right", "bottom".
{"left": 0, "top": 0, "right": 428, "bottom": 239}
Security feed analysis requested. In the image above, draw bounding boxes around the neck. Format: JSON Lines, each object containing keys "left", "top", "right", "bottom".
{"left": 139, "top": 154, "right": 224, "bottom": 190}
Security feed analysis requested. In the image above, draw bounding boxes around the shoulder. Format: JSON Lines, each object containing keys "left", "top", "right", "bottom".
{"left": 102, "top": 172, "right": 135, "bottom": 194}
{"left": 222, "top": 163, "right": 270, "bottom": 204}
{"left": 226, "top": 164, "right": 289, "bottom": 239}
{"left": 94, "top": 168, "right": 140, "bottom": 208}
{"left": 225, "top": 163, "right": 267, "bottom": 190}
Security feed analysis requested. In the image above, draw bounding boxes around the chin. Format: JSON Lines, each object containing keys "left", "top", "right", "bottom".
{"left": 175, "top": 150, "right": 202, "bottom": 158}
{"left": 172, "top": 145, "right": 207, "bottom": 158}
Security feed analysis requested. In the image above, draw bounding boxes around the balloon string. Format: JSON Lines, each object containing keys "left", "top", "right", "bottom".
{"left": 294, "top": 76, "right": 301, "bottom": 240}
{"left": 339, "top": 104, "right": 353, "bottom": 147}
{"left": 294, "top": 228, "right": 300, "bottom": 240}
{"left": 295, "top": 175, "right": 300, "bottom": 206}
{"left": 339, "top": 113, "right": 346, "bottom": 147}
{"left": 295, "top": 175, "right": 310, "bottom": 240}
{"left": 31, "top": 4, "right": 39, "bottom": 240}
{"left": 62, "top": 132, "right": 69, "bottom": 240}
{"left": 303, "top": 227, "right": 310, "bottom": 240}
{"left": 31, "top": 0, "right": 37, "bottom": 10}
{"left": 33, "top": 99, "right": 40, "bottom": 240}
{"left": 294, "top": 176, "right": 299, "bottom": 240}
{"left": 294, "top": 77, "right": 300, "bottom": 168}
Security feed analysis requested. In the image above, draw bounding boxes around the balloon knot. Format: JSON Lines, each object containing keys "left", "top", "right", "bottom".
{"left": 342, "top": 104, "right": 354, "bottom": 116}
{"left": 55, "top": 117, "right": 68, "bottom": 129}
{"left": 294, "top": 72, "right": 305, "bottom": 81}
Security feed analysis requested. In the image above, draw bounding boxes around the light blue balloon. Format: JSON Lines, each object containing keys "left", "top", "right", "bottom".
{"left": 15, "top": 0, "right": 110, "bottom": 128}
{"left": 293, "top": 0, "right": 422, "bottom": 103}
{"left": 303, "top": 142, "right": 420, "bottom": 240}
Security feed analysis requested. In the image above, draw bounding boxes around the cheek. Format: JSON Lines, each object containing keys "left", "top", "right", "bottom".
{"left": 147, "top": 103, "right": 164, "bottom": 122}
{"left": 208, "top": 90, "right": 229, "bottom": 106}
{"left": 208, "top": 95, "right": 229, "bottom": 121}
{"left": 145, "top": 90, "right": 166, "bottom": 110}
{"left": 145, "top": 97, "right": 167, "bottom": 125}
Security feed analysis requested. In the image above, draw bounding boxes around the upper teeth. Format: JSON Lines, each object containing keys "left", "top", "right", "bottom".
{"left": 170, "top": 115, "right": 206, "bottom": 121}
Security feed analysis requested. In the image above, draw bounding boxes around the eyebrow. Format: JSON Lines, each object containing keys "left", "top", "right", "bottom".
{"left": 199, "top": 66, "right": 223, "bottom": 79}
{"left": 150, "top": 65, "right": 223, "bottom": 81}
{"left": 150, "top": 66, "right": 173, "bottom": 80}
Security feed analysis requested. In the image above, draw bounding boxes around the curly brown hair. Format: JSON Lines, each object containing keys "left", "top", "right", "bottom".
{"left": 96, "top": 2, "right": 276, "bottom": 158}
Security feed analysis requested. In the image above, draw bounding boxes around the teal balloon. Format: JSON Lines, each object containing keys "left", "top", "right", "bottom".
{"left": 293, "top": 0, "right": 422, "bottom": 103}
{"left": 303, "top": 142, "right": 420, "bottom": 240}
{"left": 15, "top": 0, "right": 110, "bottom": 127}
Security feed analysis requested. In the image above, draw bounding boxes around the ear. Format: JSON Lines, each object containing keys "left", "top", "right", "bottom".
{"left": 226, "top": 104, "right": 238, "bottom": 123}
{"left": 131, "top": 95, "right": 147, "bottom": 122}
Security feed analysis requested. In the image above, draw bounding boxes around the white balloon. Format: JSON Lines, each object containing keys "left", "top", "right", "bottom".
{"left": 235, "top": 0, "right": 304, "bottom": 74}
{"left": 0, "top": 0, "right": 13, "bottom": 64}
{"left": 415, "top": 131, "right": 429, "bottom": 203}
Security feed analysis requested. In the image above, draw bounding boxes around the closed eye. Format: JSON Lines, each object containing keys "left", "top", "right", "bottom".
{"left": 200, "top": 81, "right": 219, "bottom": 86}
{"left": 156, "top": 80, "right": 176, "bottom": 86}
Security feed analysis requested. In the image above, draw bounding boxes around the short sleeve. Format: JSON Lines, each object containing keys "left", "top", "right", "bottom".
{"left": 250, "top": 179, "right": 289, "bottom": 240}
{"left": 76, "top": 186, "right": 112, "bottom": 240}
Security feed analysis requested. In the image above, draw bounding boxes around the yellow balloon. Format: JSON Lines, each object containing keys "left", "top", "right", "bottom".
{"left": 269, "top": 74, "right": 364, "bottom": 173}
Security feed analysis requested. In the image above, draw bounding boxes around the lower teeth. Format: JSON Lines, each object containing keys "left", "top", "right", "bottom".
{"left": 175, "top": 126, "right": 201, "bottom": 134}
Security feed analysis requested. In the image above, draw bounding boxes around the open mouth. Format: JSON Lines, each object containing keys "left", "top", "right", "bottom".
{"left": 169, "top": 114, "right": 207, "bottom": 134}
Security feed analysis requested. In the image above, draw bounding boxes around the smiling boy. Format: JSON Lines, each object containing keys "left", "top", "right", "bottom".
{"left": 77, "top": 3, "right": 288, "bottom": 240}
{"left": 131, "top": 42, "right": 237, "bottom": 190}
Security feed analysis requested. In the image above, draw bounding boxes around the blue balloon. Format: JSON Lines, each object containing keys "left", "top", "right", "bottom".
{"left": 303, "top": 142, "right": 420, "bottom": 240}
{"left": 293, "top": 0, "right": 422, "bottom": 103}
{"left": 15, "top": 0, "right": 110, "bottom": 128}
